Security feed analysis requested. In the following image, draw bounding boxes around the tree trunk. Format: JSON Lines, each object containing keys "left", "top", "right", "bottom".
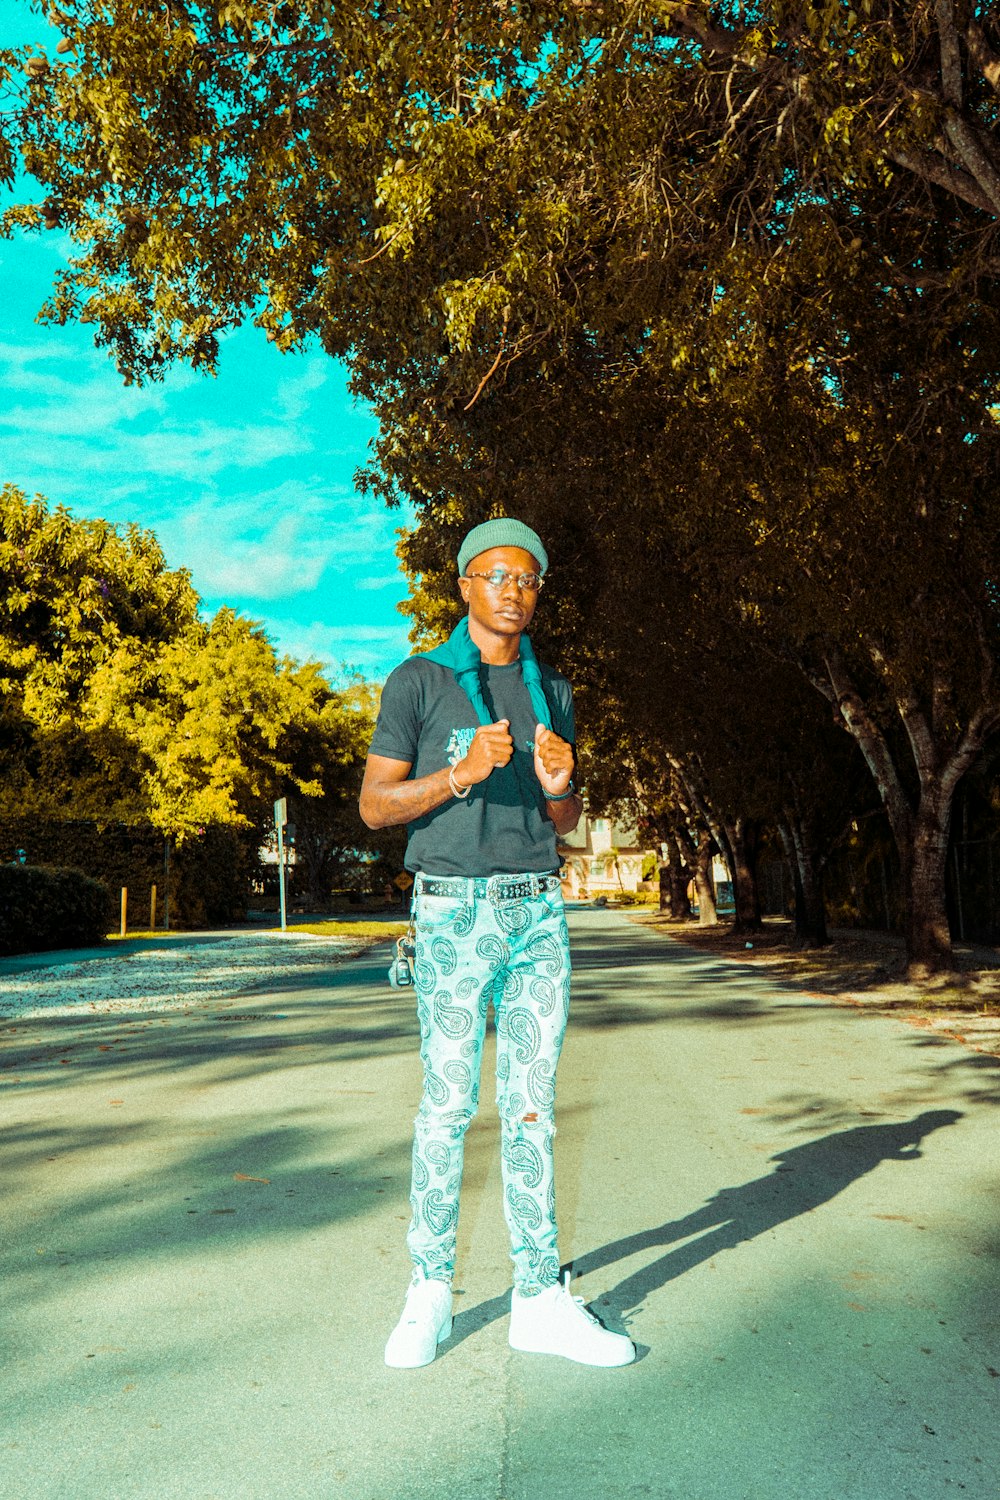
{"left": 778, "top": 822, "right": 804, "bottom": 928}
{"left": 660, "top": 837, "right": 692, "bottom": 918}
{"left": 811, "top": 649, "right": 999, "bottom": 976}
{"left": 779, "top": 819, "right": 828, "bottom": 947}
{"left": 294, "top": 831, "right": 328, "bottom": 909}
{"left": 725, "top": 817, "right": 762, "bottom": 933}
{"left": 903, "top": 791, "right": 955, "bottom": 978}
{"left": 693, "top": 841, "right": 718, "bottom": 926}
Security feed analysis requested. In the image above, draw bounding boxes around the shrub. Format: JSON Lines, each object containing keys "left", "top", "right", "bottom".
{"left": 0, "top": 819, "right": 256, "bottom": 930}
{"left": 0, "top": 863, "right": 114, "bottom": 956}
{"left": 170, "top": 824, "right": 254, "bottom": 928}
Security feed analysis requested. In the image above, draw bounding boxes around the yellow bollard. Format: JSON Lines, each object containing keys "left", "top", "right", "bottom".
{"left": 150, "top": 883, "right": 157, "bottom": 932}
{"left": 120, "top": 886, "right": 127, "bottom": 938}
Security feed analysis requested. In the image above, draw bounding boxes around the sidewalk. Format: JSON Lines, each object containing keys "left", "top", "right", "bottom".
{"left": 2, "top": 908, "right": 998, "bottom": 1500}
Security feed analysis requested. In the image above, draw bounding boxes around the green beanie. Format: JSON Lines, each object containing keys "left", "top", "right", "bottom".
{"left": 457, "top": 518, "right": 548, "bottom": 576}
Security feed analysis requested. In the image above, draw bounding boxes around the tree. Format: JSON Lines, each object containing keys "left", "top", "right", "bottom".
{"left": 384, "top": 215, "right": 1000, "bottom": 975}
{"left": 273, "top": 672, "right": 403, "bottom": 905}
{"left": 0, "top": 488, "right": 386, "bottom": 897}
{"left": 5, "top": 4, "right": 1000, "bottom": 970}
{"left": 679, "top": 220, "right": 1000, "bottom": 973}
{"left": 0, "top": 482, "right": 200, "bottom": 822}
{"left": 3, "top": 4, "right": 997, "bottom": 388}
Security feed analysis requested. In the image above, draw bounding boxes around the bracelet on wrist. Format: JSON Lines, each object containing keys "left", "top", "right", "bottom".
{"left": 448, "top": 765, "right": 472, "bottom": 800}
{"left": 544, "top": 780, "right": 576, "bottom": 803}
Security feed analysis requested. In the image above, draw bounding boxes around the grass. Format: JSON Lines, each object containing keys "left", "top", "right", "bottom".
{"left": 106, "top": 929, "right": 172, "bottom": 941}
{"left": 271, "top": 920, "right": 408, "bottom": 940}
{"left": 105, "top": 921, "right": 408, "bottom": 943}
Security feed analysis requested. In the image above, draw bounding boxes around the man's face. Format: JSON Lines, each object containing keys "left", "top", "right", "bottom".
{"left": 458, "top": 545, "right": 541, "bottom": 637}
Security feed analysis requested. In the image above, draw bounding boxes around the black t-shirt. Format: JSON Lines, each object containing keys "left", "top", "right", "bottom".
{"left": 369, "top": 653, "right": 575, "bottom": 876}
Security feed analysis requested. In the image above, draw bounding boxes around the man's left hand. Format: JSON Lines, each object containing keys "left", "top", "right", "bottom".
{"left": 533, "top": 724, "right": 575, "bottom": 799}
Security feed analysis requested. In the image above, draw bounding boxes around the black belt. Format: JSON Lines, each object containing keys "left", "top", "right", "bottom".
{"left": 415, "top": 873, "right": 561, "bottom": 904}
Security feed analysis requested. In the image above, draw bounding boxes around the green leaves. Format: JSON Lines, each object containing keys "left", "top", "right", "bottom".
{"left": 3, "top": 2, "right": 1000, "bottom": 952}
{"left": 0, "top": 487, "right": 378, "bottom": 849}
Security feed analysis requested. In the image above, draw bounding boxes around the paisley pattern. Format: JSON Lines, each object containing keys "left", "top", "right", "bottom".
{"left": 453, "top": 902, "right": 477, "bottom": 939}
{"left": 423, "top": 1188, "right": 459, "bottom": 1238}
{"left": 505, "top": 1185, "right": 544, "bottom": 1231}
{"left": 527, "top": 974, "right": 559, "bottom": 1018}
{"left": 505, "top": 1136, "right": 545, "bottom": 1190}
{"left": 432, "top": 988, "right": 475, "bottom": 1040}
{"left": 495, "top": 901, "right": 532, "bottom": 939}
{"left": 429, "top": 936, "right": 459, "bottom": 976}
{"left": 405, "top": 882, "right": 571, "bottom": 1294}
{"left": 425, "top": 1140, "right": 452, "bottom": 1177}
{"left": 526, "top": 1056, "right": 557, "bottom": 1110}
{"left": 443, "top": 1057, "right": 472, "bottom": 1094}
{"left": 422, "top": 1067, "right": 449, "bottom": 1109}
{"left": 525, "top": 930, "right": 564, "bottom": 976}
{"left": 504, "top": 1006, "right": 542, "bottom": 1065}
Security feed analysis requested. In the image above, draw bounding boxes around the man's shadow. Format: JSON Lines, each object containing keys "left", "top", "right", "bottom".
{"left": 447, "top": 1110, "right": 963, "bottom": 1350}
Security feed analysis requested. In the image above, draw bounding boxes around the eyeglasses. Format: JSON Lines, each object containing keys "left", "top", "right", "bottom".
{"left": 465, "top": 569, "right": 544, "bottom": 593}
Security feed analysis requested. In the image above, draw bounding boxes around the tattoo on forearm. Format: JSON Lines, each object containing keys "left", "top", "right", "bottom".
{"left": 364, "top": 769, "right": 454, "bottom": 828}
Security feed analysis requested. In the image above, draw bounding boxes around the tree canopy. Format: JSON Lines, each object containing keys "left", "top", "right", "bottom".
{"left": 2, "top": 3, "right": 997, "bottom": 385}
{"left": 3, "top": 2, "right": 1000, "bottom": 967}
{"left": 0, "top": 486, "right": 380, "bottom": 877}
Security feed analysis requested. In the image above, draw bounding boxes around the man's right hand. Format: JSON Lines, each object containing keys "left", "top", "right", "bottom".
{"left": 454, "top": 720, "right": 514, "bottom": 787}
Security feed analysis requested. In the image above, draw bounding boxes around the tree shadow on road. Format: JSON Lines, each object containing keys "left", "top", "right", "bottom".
{"left": 448, "top": 1109, "right": 963, "bottom": 1350}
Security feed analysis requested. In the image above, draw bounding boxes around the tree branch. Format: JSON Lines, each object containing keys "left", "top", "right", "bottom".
{"left": 965, "top": 19, "right": 1000, "bottom": 99}
{"left": 942, "top": 111, "right": 1000, "bottom": 216}
{"left": 463, "top": 310, "right": 510, "bottom": 410}
{"left": 820, "top": 648, "right": 915, "bottom": 852}
{"left": 935, "top": 0, "right": 963, "bottom": 107}
{"left": 887, "top": 145, "right": 997, "bottom": 214}
{"left": 661, "top": 2, "right": 744, "bottom": 58}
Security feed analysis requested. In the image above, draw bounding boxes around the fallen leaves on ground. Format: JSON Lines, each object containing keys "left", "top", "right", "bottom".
{"left": 630, "top": 912, "right": 1000, "bottom": 1059}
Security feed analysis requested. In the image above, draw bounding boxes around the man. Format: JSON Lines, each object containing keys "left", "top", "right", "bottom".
{"left": 360, "top": 517, "right": 635, "bottom": 1369}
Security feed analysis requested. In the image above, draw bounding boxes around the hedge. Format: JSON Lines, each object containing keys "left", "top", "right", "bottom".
{"left": 0, "top": 820, "right": 255, "bottom": 929}
{"left": 0, "top": 863, "right": 114, "bottom": 956}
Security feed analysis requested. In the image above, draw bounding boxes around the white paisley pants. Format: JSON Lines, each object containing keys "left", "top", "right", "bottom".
{"left": 406, "top": 877, "right": 572, "bottom": 1295}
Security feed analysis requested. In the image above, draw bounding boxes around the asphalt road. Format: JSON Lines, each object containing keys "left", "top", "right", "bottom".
{"left": 1, "top": 908, "right": 998, "bottom": 1500}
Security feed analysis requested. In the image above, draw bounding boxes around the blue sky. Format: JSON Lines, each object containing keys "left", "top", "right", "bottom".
{"left": 0, "top": 1, "right": 415, "bottom": 682}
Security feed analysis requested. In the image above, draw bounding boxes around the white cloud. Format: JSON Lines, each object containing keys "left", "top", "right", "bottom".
{"left": 0, "top": 238, "right": 414, "bottom": 684}
{"left": 163, "top": 486, "right": 342, "bottom": 599}
{"left": 0, "top": 349, "right": 169, "bottom": 427}
{"left": 255, "top": 615, "right": 414, "bottom": 680}
{"left": 0, "top": 388, "right": 305, "bottom": 483}
{"left": 355, "top": 573, "right": 405, "bottom": 591}
{"left": 273, "top": 357, "right": 330, "bottom": 423}
{"left": 152, "top": 478, "right": 407, "bottom": 603}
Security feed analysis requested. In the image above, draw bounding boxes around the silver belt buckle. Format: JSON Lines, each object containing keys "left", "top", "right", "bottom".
{"left": 493, "top": 875, "right": 536, "bottom": 903}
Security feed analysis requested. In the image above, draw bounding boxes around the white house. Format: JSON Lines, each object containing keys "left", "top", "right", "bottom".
{"left": 557, "top": 813, "right": 654, "bottom": 899}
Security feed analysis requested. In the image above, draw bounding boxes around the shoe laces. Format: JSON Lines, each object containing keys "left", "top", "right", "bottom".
{"left": 560, "top": 1270, "right": 599, "bottom": 1326}
{"left": 405, "top": 1277, "right": 448, "bottom": 1316}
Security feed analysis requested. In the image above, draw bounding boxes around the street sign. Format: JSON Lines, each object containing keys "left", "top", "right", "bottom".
{"left": 394, "top": 872, "right": 414, "bottom": 890}
{"left": 274, "top": 797, "right": 287, "bottom": 827}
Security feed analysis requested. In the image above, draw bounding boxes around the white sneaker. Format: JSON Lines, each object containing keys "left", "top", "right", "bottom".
{"left": 509, "top": 1273, "right": 636, "bottom": 1367}
{"left": 384, "top": 1278, "right": 454, "bottom": 1368}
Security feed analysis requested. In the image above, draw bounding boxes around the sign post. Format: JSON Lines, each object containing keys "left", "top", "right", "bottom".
{"left": 274, "top": 797, "right": 288, "bottom": 932}
{"left": 163, "top": 837, "right": 171, "bottom": 931}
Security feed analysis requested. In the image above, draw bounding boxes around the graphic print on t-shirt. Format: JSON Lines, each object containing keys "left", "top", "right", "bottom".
{"left": 368, "top": 654, "right": 574, "bottom": 877}
{"left": 446, "top": 726, "right": 476, "bottom": 766}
